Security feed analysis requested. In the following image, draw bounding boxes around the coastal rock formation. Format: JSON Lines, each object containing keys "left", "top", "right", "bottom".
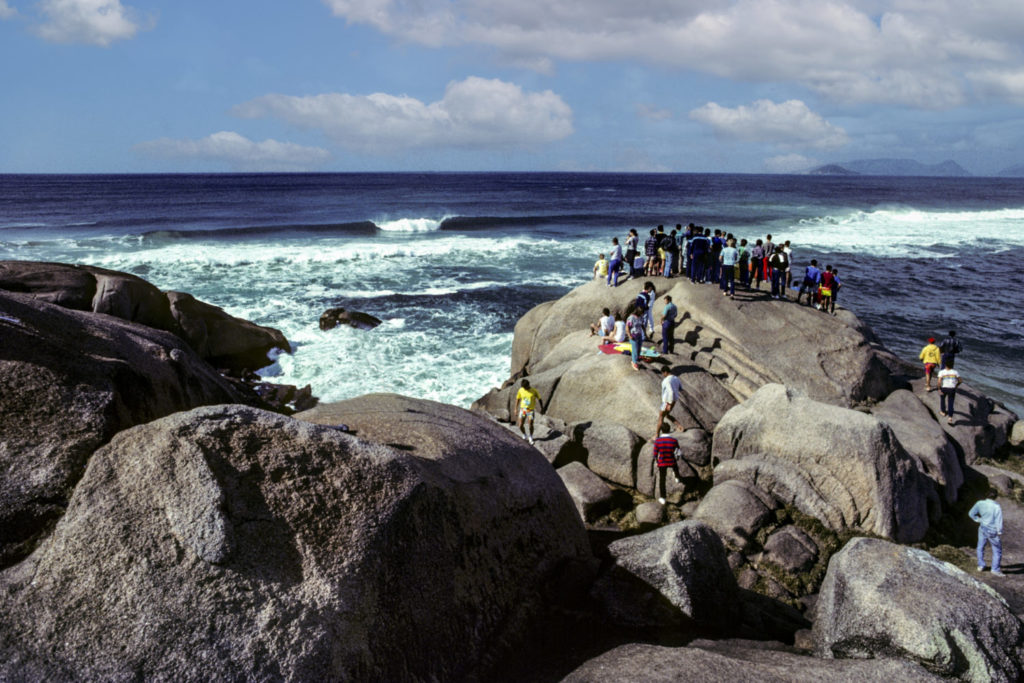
{"left": 813, "top": 538, "right": 1024, "bottom": 681}
{"left": 710, "top": 384, "right": 935, "bottom": 543}
{"left": 318, "top": 306, "right": 383, "bottom": 331}
{"left": 0, "top": 261, "right": 288, "bottom": 372}
{"left": 0, "top": 400, "right": 590, "bottom": 681}
{"left": 562, "top": 640, "right": 941, "bottom": 681}
{"left": 0, "top": 291, "right": 245, "bottom": 568}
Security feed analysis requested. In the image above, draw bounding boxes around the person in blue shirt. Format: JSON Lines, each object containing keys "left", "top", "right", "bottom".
{"left": 719, "top": 238, "right": 739, "bottom": 297}
{"left": 796, "top": 259, "right": 822, "bottom": 305}
{"left": 969, "top": 491, "right": 1004, "bottom": 576}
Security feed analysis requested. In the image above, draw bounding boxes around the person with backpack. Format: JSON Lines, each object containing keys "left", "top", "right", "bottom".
{"left": 768, "top": 245, "right": 789, "bottom": 299}
{"left": 939, "top": 330, "right": 963, "bottom": 368}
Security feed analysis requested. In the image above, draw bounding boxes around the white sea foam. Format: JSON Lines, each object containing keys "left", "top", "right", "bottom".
{"left": 781, "top": 207, "right": 1024, "bottom": 256}
{"left": 376, "top": 216, "right": 447, "bottom": 232}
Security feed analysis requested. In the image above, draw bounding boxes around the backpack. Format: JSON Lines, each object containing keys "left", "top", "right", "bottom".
{"left": 940, "top": 337, "right": 963, "bottom": 355}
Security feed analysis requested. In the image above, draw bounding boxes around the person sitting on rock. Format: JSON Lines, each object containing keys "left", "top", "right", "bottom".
{"left": 590, "top": 307, "right": 614, "bottom": 337}
{"left": 919, "top": 336, "right": 941, "bottom": 391}
{"left": 969, "top": 489, "right": 1004, "bottom": 577}
{"left": 652, "top": 423, "right": 683, "bottom": 505}
{"left": 592, "top": 253, "right": 608, "bottom": 280}
{"left": 515, "top": 379, "right": 543, "bottom": 445}
{"left": 599, "top": 316, "right": 627, "bottom": 346}
{"left": 656, "top": 366, "right": 686, "bottom": 436}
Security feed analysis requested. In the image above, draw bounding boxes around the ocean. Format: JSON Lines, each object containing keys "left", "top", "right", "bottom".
{"left": 2, "top": 172, "right": 1022, "bottom": 416}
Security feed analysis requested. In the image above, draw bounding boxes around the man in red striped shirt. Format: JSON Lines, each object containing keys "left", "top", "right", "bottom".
{"left": 652, "top": 423, "right": 683, "bottom": 504}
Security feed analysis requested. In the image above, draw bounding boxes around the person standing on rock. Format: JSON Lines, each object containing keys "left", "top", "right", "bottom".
{"left": 970, "top": 490, "right": 1004, "bottom": 576}
{"left": 939, "top": 330, "right": 963, "bottom": 369}
{"left": 625, "top": 304, "right": 646, "bottom": 370}
{"left": 768, "top": 245, "right": 789, "bottom": 299}
{"left": 795, "top": 259, "right": 821, "bottom": 305}
{"left": 606, "top": 238, "right": 624, "bottom": 287}
{"left": 919, "top": 337, "right": 941, "bottom": 391}
{"left": 515, "top": 379, "right": 543, "bottom": 445}
{"left": 750, "top": 239, "right": 766, "bottom": 290}
{"left": 637, "top": 281, "right": 656, "bottom": 338}
{"left": 660, "top": 295, "right": 678, "bottom": 354}
{"left": 644, "top": 229, "right": 660, "bottom": 276}
{"left": 656, "top": 366, "right": 686, "bottom": 436}
{"left": 624, "top": 229, "right": 640, "bottom": 279}
{"left": 653, "top": 423, "right": 684, "bottom": 505}
{"left": 719, "top": 237, "right": 739, "bottom": 298}
{"left": 937, "top": 359, "right": 962, "bottom": 424}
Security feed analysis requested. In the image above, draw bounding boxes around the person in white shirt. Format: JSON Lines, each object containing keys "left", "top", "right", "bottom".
{"left": 599, "top": 318, "right": 627, "bottom": 345}
{"left": 589, "top": 308, "right": 614, "bottom": 337}
{"left": 969, "top": 490, "right": 1004, "bottom": 576}
{"left": 655, "top": 366, "right": 686, "bottom": 437}
{"left": 937, "top": 361, "right": 962, "bottom": 425}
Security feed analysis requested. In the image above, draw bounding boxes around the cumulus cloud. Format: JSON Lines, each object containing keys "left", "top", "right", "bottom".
{"left": 233, "top": 76, "right": 573, "bottom": 152}
{"left": 0, "top": 1, "right": 17, "bottom": 19}
{"left": 34, "top": 0, "right": 145, "bottom": 46}
{"left": 690, "top": 99, "right": 849, "bottom": 149}
{"left": 320, "top": 0, "right": 1024, "bottom": 108}
{"left": 135, "top": 132, "right": 332, "bottom": 171}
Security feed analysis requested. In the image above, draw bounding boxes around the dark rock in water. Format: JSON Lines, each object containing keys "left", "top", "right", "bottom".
{"left": 0, "top": 261, "right": 290, "bottom": 373}
{"left": 0, "top": 291, "right": 247, "bottom": 569}
{"left": 0, "top": 399, "right": 590, "bottom": 681}
{"left": 813, "top": 537, "right": 1024, "bottom": 681}
{"left": 319, "top": 307, "right": 382, "bottom": 331}
{"left": 166, "top": 291, "right": 290, "bottom": 373}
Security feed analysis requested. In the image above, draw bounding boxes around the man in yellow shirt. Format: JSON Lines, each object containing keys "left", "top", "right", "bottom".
{"left": 919, "top": 337, "right": 941, "bottom": 392}
{"left": 593, "top": 253, "right": 608, "bottom": 279}
{"left": 515, "top": 379, "right": 543, "bottom": 445}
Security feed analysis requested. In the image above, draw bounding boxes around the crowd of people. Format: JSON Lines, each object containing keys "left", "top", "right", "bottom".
{"left": 593, "top": 223, "right": 843, "bottom": 312}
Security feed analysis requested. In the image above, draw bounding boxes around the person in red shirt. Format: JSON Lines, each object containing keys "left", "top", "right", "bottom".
{"left": 652, "top": 423, "right": 683, "bottom": 504}
{"left": 819, "top": 264, "right": 837, "bottom": 314}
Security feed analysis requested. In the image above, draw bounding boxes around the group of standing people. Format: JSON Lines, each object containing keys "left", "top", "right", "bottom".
{"left": 919, "top": 330, "right": 964, "bottom": 424}
{"left": 595, "top": 225, "right": 843, "bottom": 312}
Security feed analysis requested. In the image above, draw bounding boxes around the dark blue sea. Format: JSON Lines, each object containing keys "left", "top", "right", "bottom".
{"left": 1, "top": 173, "right": 1021, "bottom": 414}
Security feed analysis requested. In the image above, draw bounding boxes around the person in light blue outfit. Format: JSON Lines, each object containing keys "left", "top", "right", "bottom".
{"left": 719, "top": 238, "right": 739, "bottom": 297}
{"left": 969, "top": 491, "right": 1004, "bottom": 576}
{"left": 607, "top": 237, "right": 623, "bottom": 287}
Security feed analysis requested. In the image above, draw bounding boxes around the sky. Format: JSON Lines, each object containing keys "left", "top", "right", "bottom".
{"left": 3, "top": 0, "right": 1024, "bottom": 174}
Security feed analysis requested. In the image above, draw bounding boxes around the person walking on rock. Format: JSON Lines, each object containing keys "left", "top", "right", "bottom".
{"left": 606, "top": 237, "right": 624, "bottom": 287}
{"left": 970, "top": 490, "right": 1004, "bottom": 576}
{"left": 939, "top": 330, "right": 963, "bottom": 368}
{"left": 656, "top": 366, "right": 686, "bottom": 436}
{"left": 515, "top": 379, "right": 543, "bottom": 445}
{"left": 653, "top": 423, "right": 683, "bottom": 505}
{"left": 919, "top": 336, "right": 941, "bottom": 391}
{"left": 937, "top": 359, "right": 962, "bottom": 424}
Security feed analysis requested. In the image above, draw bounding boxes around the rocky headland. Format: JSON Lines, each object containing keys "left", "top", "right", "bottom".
{"left": 2, "top": 263, "right": 1024, "bottom": 681}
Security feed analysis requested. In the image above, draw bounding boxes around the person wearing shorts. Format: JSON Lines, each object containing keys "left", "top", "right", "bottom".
{"left": 515, "top": 379, "right": 543, "bottom": 444}
{"left": 919, "top": 337, "right": 941, "bottom": 391}
{"left": 656, "top": 366, "right": 685, "bottom": 436}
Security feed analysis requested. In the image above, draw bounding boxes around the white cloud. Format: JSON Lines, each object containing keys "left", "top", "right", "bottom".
{"left": 34, "top": 0, "right": 144, "bottom": 46}
{"left": 764, "top": 153, "right": 817, "bottom": 173}
{"left": 233, "top": 76, "right": 573, "bottom": 152}
{"left": 134, "top": 132, "right": 332, "bottom": 171}
{"left": 970, "top": 69, "right": 1024, "bottom": 104}
{"left": 320, "top": 0, "right": 1024, "bottom": 108}
{"left": 0, "top": 1, "right": 17, "bottom": 19}
{"left": 690, "top": 99, "right": 849, "bottom": 149}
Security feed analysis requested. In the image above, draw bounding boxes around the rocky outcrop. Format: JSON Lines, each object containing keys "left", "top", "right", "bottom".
{"left": 711, "top": 384, "right": 935, "bottom": 543}
{"left": 0, "top": 400, "right": 590, "bottom": 681}
{"left": 319, "top": 307, "right": 383, "bottom": 331}
{"left": 0, "top": 291, "right": 247, "bottom": 569}
{"left": 813, "top": 538, "right": 1024, "bottom": 681}
{"left": 558, "top": 462, "right": 614, "bottom": 523}
{"left": 0, "top": 261, "right": 288, "bottom": 372}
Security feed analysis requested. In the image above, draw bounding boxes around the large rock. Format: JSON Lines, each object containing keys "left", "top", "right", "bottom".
{"left": 693, "top": 480, "right": 777, "bottom": 552}
{"left": 761, "top": 525, "right": 818, "bottom": 573}
{"left": 557, "top": 462, "right": 614, "bottom": 523}
{"left": 0, "top": 291, "right": 245, "bottom": 568}
{"left": 574, "top": 421, "right": 643, "bottom": 487}
{"left": 872, "top": 388, "right": 964, "bottom": 505}
{"left": 911, "top": 378, "right": 1018, "bottom": 464}
{"left": 593, "top": 520, "right": 739, "bottom": 631}
{"left": 813, "top": 537, "right": 1024, "bottom": 681}
{"left": 318, "top": 307, "right": 382, "bottom": 331}
{"left": 0, "top": 261, "right": 289, "bottom": 373}
{"left": 166, "top": 291, "right": 290, "bottom": 373}
{"left": 711, "top": 384, "right": 935, "bottom": 543}
{"left": 0, "top": 399, "right": 590, "bottom": 681}
{"left": 562, "top": 640, "right": 941, "bottom": 681}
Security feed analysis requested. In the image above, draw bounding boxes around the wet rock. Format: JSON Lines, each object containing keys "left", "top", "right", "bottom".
{"left": 318, "top": 306, "right": 383, "bottom": 331}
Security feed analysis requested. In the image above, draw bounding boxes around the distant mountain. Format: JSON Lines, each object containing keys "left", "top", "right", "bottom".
{"left": 996, "top": 163, "right": 1024, "bottom": 177}
{"left": 807, "top": 164, "right": 859, "bottom": 175}
{"left": 821, "top": 158, "right": 972, "bottom": 177}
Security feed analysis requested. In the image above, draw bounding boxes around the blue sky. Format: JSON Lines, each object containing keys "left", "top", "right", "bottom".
{"left": 3, "top": 0, "right": 1024, "bottom": 174}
